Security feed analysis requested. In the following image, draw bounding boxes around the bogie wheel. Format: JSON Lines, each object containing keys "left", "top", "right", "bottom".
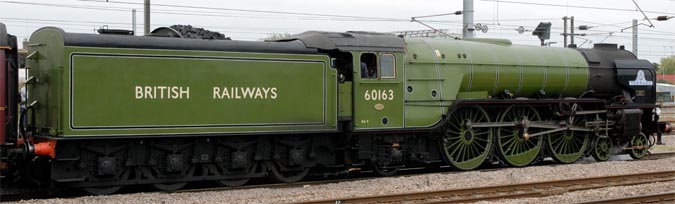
{"left": 591, "top": 136, "right": 613, "bottom": 162}
{"left": 441, "top": 106, "right": 493, "bottom": 170}
{"left": 629, "top": 133, "right": 649, "bottom": 159}
{"left": 546, "top": 107, "right": 590, "bottom": 163}
{"left": 495, "top": 105, "right": 544, "bottom": 167}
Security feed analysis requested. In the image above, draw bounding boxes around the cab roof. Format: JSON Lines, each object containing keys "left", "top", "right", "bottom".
{"left": 274, "top": 31, "right": 406, "bottom": 52}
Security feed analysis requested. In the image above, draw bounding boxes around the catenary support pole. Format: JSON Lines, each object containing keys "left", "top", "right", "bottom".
{"left": 570, "top": 16, "right": 575, "bottom": 46}
{"left": 563, "top": 16, "right": 568, "bottom": 48}
{"left": 132, "top": 9, "right": 136, "bottom": 36}
{"left": 632, "top": 19, "right": 638, "bottom": 57}
{"left": 144, "top": 0, "right": 150, "bottom": 35}
{"left": 463, "top": 0, "right": 475, "bottom": 38}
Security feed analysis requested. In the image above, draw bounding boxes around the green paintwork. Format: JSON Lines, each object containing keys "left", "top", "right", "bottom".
{"left": 352, "top": 52, "right": 404, "bottom": 130}
{"left": 403, "top": 38, "right": 589, "bottom": 128}
{"left": 456, "top": 91, "right": 488, "bottom": 99}
{"left": 28, "top": 28, "right": 337, "bottom": 137}
{"left": 338, "top": 82, "right": 352, "bottom": 118}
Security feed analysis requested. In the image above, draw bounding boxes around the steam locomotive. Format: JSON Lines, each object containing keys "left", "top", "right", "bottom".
{"left": 0, "top": 23, "right": 662, "bottom": 194}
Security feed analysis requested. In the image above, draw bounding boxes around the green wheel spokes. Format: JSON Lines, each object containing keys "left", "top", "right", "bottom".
{"left": 629, "top": 133, "right": 649, "bottom": 159}
{"left": 442, "top": 106, "right": 493, "bottom": 170}
{"left": 496, "top": 105, "right": 543, "bottom": 167}
{"left": 592, "top": 136, "right": 612, "bottom": 162}
{"left": 547, "top": 113, "right": 589, "bottom": 164}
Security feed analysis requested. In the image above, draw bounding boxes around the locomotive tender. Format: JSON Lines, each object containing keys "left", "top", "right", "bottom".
{"left": 0, "top": 23, "right": 660, "bottom": 194}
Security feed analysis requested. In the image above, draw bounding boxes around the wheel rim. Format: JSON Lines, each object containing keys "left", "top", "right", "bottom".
{"left": 151, "top": 158, "right": 195, "bottom": 191}
{"left": 442, "top": 106, "right": 493, "bottom": 170}
{"left": 217, "top": 178, "right": 251, "bottom": 187}
{"left": 215, "top": 141, "right": 256, "bottom": 187}
{"left": 592, "top": 136, "right": 612, "bottom": 161}
{"left": 496, "top": 105, "right": 543, "bottom": 167}
{"left": 83, "top": 186, "right": 123, "bottom": 195}
{"left": 547, "top": 114, "right": 589, "bottom": 163}
{"left": 629, "top": 133, "right": 648, "bottom": 159}
{"left": 82, "top": 156, "right": 130, "bottom": 195}
{"left": 268, "top": 161, "right": 310, "bottom": 183}
{"left": 372, "top": 163, "right": 399, "bottom": 177}
{"left": 152, "top": 182, "right": 189, "bottom": 191}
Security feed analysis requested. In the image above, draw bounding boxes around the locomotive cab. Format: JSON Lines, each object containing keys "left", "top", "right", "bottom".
{"left": 278, "top": 31, "right": 407, "bottom": 131}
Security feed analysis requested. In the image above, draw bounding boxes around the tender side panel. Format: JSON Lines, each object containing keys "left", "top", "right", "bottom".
{"left": 62, "top": 47, "right": 336, "bottom": 137}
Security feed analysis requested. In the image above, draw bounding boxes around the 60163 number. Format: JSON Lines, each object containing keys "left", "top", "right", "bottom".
{"left": 364, "top": 89, "right": 394, "bottom": 101}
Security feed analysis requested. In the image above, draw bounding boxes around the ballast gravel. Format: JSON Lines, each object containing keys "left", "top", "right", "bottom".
{"left": 9, "top": 135, "right": 675, "bottom": 204}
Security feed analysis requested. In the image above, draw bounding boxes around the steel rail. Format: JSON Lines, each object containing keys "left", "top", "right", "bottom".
{"left": 290, "top": 170, "right": 675, "bottom": 204}
{"left": 575, "top": 191, "right": 675, "bottom": 204}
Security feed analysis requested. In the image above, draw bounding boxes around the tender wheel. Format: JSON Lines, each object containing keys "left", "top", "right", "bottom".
{"left": 441, "top": 106, "right": 493, "bottom": 170}
{"left": 268, "top": 161, "right": 310, "bottom": 183}
{"left": 151, "top": 165, "right": 194, "bottom": 191}
{"left": 82, "top": 169, "right": 130, "bottom": 195}
{"left": 80, "top": 143, "right": 131, "bottom": 195}
{"left": 217, "top": 178, "right": 251, "bottom": 187}
{"left": 150, "top": 142, "right": 195, "bottom": 191}
{"left": 215, "top": 140, "right": 257, "bottom": 187}
{"left": 152, "top": 182, "right": 189, "bottom": 191}
{"left": 546, "top": 109, "right": 590, "bottom": 163}
{"left": 495, "top": 105, "right": 544, "bottom": 167}
{"left": 83, "top": 186, "right": 123, "bottom": 195}
{"left": 629, "top": 133, "right": 649, "bottom": 159}
{"left": 268, "top": 137, "right": 312, "bottom": 183}
{"left": 591, "top": 136, "right": 613, "bottom": 162}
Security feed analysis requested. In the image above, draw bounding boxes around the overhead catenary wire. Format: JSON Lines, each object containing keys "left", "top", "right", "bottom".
{"left": 480, "top": 0, "right": 675, "bottom": 15}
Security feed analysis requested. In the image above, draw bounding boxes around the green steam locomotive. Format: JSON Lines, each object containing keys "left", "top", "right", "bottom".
{"left": 0, "top": 23, "right": 661, "bottom": 194}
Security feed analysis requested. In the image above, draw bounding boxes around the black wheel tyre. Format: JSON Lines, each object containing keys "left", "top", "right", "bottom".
{"left": 268, "top": 161, "right": 310, "bottom": 183}
{"left": 216, "top": 178, "right": 251, "bottom": 187}
{"left": 83, "top": 186, "right": 123, "bottom": 195}
{"left": 151, "top": 182, "right": 188, "bottom": 191}
{"left": 372, "top": 163, "right": 399, "bottom": 177}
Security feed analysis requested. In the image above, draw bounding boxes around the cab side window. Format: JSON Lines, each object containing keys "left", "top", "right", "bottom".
{"left": 360, "top": 53, "right": 377, "bottom": 79}
{"left": 380, "top": 54, "right": 395, "bottom": 79}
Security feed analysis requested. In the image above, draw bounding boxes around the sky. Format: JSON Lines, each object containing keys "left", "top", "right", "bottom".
{"left": 1, "top": 0, "right": 674, "bottom": 63}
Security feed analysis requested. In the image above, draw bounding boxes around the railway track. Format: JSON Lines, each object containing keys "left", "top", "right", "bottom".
{"left": 2, "top": 152, "right": 673, "bottom": 202}
{"left": 644, "top": 151, "right": 675, "bottom": 160}
{"left": 575, "top": 191, "right": 675, "bottom": 204}
{"left": 175, "top": 152, "right": 675, "bottom": 194}
{"left": 291, "top": 170, "right": 675, "bottom": 204}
